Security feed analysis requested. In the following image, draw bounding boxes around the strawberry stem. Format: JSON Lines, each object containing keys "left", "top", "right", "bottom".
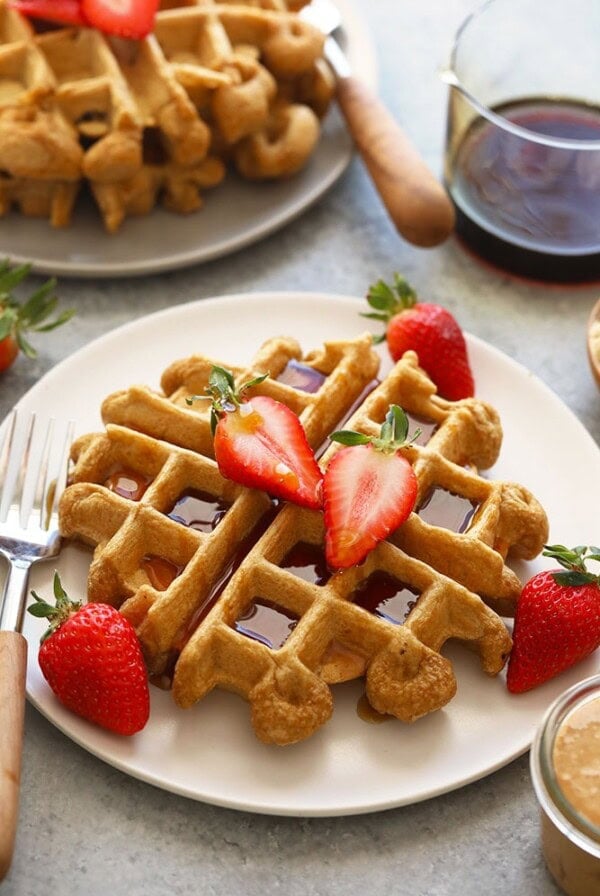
{"left": 361, "top": 273, "right": 418, "bottom": 341}
{"left": 543, "top": 544, "right": 600, "bottom": 587}
{"left": 330, "top": 404, "right": 421, "bottom": 455}
{"left": 28, "top": 571, "right": 82, "bottom": 643}
{"left": 186, "top": 365, "right": 269, "bottom": 434}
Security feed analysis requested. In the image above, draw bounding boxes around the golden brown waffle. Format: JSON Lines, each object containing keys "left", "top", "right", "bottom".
{"left": 172, "top": 501, "right": 512, "bottom": 743}
{"left": 319, "top": 350, "right": 549, "bottom": 617}
{"left": 60, "top": 334, "right": 380, "bottom": 674}
{"left": 0, "top": 0, "right": 333, "bottom": 231}
{"left": 59, "top": 335, "right": 546, "bottom": 744}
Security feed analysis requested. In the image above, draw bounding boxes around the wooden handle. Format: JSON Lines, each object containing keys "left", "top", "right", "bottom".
{"left": 336, "top": 76, "right": 455, "bottom": 248}
{"left": 0, "top": 631, "right": 27, "bottom": 882}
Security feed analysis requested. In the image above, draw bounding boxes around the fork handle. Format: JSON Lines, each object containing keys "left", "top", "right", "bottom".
{"left": 0, "top": 631, "right": 27, "bottom": 882}
{"left": 335, "top": 75, "right": 455, "bottom": 248}
{"left": 0, "top": 560, "right": 30, "bottom": 634}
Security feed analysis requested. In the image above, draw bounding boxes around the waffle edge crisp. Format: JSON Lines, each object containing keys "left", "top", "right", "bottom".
{"left": 59, "top": 334, "right": 549, "bottom": 744}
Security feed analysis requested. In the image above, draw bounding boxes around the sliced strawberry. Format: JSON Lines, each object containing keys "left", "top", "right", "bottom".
{"left": 323, "top": 405, "right": 418, "bottom": 569}
{"left": 9, "top": 0, "right": 88, "bottom": 26}
{"left": 81, "top": 0, "right": 159, "bottom": 38}
{"left": 189, "top": 366, "right": 323, "bottom": 510}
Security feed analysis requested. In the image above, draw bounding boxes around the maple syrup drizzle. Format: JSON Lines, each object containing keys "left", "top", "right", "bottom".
{"left": 141, "top": 554, "right": 183, "bottom": 591}
{"left": 172, "top": 504, "right": 280, "bottom": 653}
{"left": 167, "top": 488, "right": 231, "bottom": 532}
{"left": 276, "top": 359, "right": 327, "bottom": 393}
{"left": 234, "top": 598, "right": 299, "bottom": 650}
{"left": 281, "top": 541, "right": 331, "bottom": 586}
{"left": 417, "top": 487, "right": 479, "bottom": 533}
{"left": 350, "top": 570, "right": 420, "bottom": 625}
{"left": 356, "top": 693, "right": 391, "bottom": 724}
{"left": 104, "top": 467, "right": 151, "bottom": 501}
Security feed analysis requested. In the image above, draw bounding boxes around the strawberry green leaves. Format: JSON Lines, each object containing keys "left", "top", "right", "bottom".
{"left": 543, "top": 544, "right": 600, "bottom": 587}
{"left": 0, "top": 260, "right": 74, "bottom": 369}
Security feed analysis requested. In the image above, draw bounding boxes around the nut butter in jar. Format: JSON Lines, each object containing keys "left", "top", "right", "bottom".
{"left": 530, "top": 675, "right": 600, "bottom": 896}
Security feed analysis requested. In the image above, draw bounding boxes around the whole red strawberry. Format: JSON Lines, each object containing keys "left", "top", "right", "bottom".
{"left": 28, "top": 573, "right": 149, "bottom": 735}
{"left": 188, "top": 365, "right": 323, "bottom": 510}
{"left": 507, "top": 545, "right": 600, "bottom": 694}
{"left": 363, "top": 274, "right": 475, "bottom": 401}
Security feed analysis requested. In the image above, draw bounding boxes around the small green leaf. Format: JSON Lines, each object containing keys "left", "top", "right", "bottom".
{"left": 26, "top": 601, "right": 56, "bottom": 619}
{"left": 34, "top": 308, "right": 75, "bottom": 333}
{"left": 329, "top": 430, "right": 371, "bottom": 446}
{"left": 366, "top": 279, "right": 397, "bottom": 312}
{"left": 552, "top": 570, "right": 598, "bottom": 587}
{"left": 0, "top": 310, "right": 15, "bottom": 341}
{"left": 360, "top": 311, "right": 391, "bottom": 323}
{"left": 388, "top": 405, "right": 409, "bottom": 443}
{"left": 242, "top": 372, "right": 269, "bottom": 391}
{"left": 209, "top": 365, "right": 235, "bottom": 394}
{"left": 15, "top": 330, "right": 36, "bottom": 359}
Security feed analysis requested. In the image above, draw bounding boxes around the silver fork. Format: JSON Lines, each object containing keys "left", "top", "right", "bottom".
{"left": 0, "top": 411, "right": 74, "bottom": 883}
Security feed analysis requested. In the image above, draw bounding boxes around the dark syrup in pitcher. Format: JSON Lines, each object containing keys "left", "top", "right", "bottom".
{"left": 449, "top": 98, "right": 600, "bottom": 281}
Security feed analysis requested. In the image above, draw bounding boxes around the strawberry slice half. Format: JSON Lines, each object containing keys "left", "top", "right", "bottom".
{"left": 189, "top": 366, "right": 323, "bottom": 510}
{"left": 9, "top": 0, "right": 88, "bottom": 26}
{"left": 323, "top": 405, "right": 419, "bottom": 569}
{"left": 81, "top": 0, "right": 159, "bottom": 38}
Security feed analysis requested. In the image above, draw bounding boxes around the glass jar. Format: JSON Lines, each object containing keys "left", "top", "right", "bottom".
{"left": 530, "top": 674, "right": 600, "bottom": 896}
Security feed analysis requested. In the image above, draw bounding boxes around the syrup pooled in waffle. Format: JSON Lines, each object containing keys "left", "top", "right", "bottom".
{"left": 59, "top": 334, "right": 380, "bottom": 676}
{"left": 59, "top": 337, "right": 547, "bottom": 744}
{"left": 0, "top": 0, "right": 333, "bottom": 231}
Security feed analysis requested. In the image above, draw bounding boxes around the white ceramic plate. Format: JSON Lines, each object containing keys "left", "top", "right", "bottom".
{"left": 9, "top": 292, "right": 600, "bottom": 817}
{"left": 0, "top": 1, "right": 375, "bottom": 279}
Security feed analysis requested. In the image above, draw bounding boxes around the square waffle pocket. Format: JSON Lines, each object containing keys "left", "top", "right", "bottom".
{"left": 59, "top": 335, "right": 547, "bottom": 744}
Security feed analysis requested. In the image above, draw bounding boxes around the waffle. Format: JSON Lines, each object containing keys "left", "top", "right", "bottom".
{"left": 58, "top": 336, "right": 547, "bottom": 744}
{"left": 0, "top": 0, "right": 334, "bottom": 231}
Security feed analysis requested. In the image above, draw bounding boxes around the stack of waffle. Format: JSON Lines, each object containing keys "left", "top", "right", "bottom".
{"left": 59, "top": 335, "right": 548, "bottom": 745}
{"left": 0, "top": 0, "right": 334, "bottom": 231}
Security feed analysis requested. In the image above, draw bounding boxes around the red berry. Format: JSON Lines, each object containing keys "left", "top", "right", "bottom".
{"left": 81, "top": 0, "right": 159, "bottom": 38}
{"left": 9, "top": 0, "right": 87, "bottom": 26}
{"left": 28, "top": 575, "right": 149, "bottom": 736}
{"left": 0, "top": 336, "right": 19, "bottom": 373}
{"left": 190, "top": 366, "right": 323, "bottom": 510}
{"left": 506, "top": 545, "right": 600, "bottom": 693}
{"left": 323, "top": 405, "right": 418, "bottom": 569}
{"left": 363, "top": 275, "right": 475, "bottom": 401}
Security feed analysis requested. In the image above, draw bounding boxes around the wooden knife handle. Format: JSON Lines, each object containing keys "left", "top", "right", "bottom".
{"left": 336, "top": 75, "right": 455, "bottom": 248}
{"left": 0, "top": 631, "right": 27, "bottom": 882}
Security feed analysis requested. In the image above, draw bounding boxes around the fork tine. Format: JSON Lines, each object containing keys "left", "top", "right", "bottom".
{"left": 31, "top": 418, "right": 54, "bottom": 530}
{"left": 45, "top": 419, "right": 75, "bottom": 530}
{"left": 0, "top": 412, "right": 17, "bottom": 520}
{"left": 15, "top": 414, "right": 36, "bottom": 529}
